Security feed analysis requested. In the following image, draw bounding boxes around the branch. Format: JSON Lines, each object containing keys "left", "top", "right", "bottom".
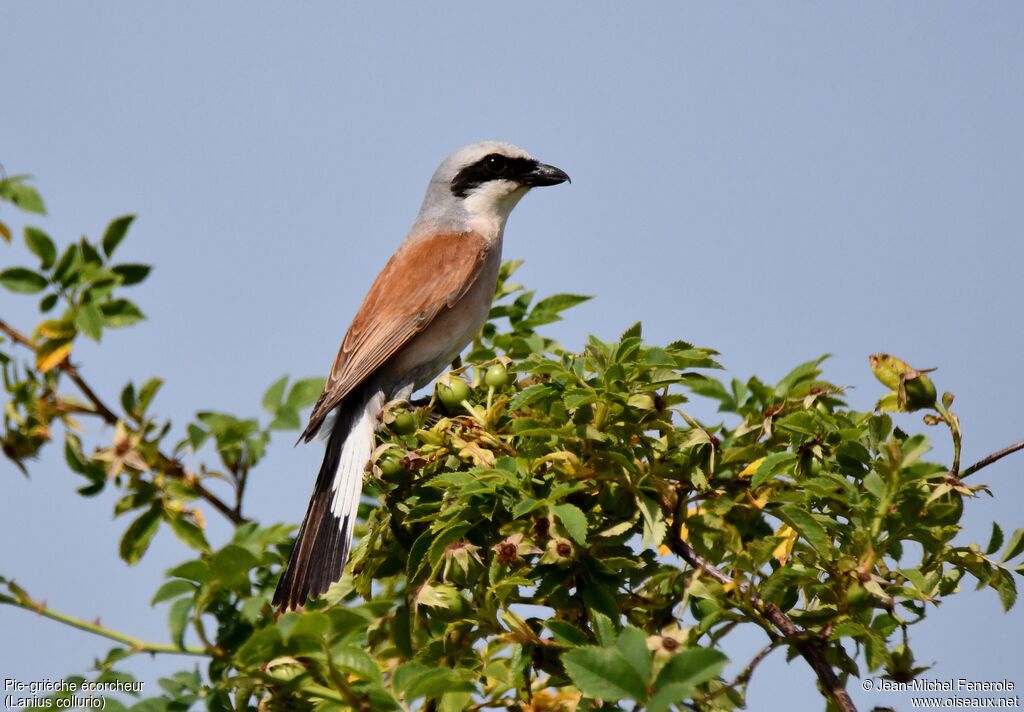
{"left": 961, "top": 441, "right": 1024, "bottom": 479}
{"left": 696, "top": 641, "right": 780, "bottom": 706}
{"left": 667, "top": 513, "right": 857, "bottom": 712}
{"left": 0, "top": 317, "right": 244, "bottom": 525}
{"left": 0, "top": 586, "right": 206, "bottom": 657}
{"left": 0, "top": 318, "right": 34, "bottom": 349}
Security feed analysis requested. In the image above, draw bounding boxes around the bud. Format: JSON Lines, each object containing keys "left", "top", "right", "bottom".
{"left": 491, "top": 533, "right": 541, "bottom": 566}
{"left": 868, "top": 353, "right": 937, "bottom": 412}
{"left": 902, "top": 373, "right": 937, "bottom": 410}
{"left": 868, "top": 353, "right": 911, "bottom": 390}
{"left": 541, "top": 537, "right": 575, "bottom": 564}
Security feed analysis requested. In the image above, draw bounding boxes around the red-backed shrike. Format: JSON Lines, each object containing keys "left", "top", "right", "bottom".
{"left": 273, "top": 141, "right": 569, "bottom": 610}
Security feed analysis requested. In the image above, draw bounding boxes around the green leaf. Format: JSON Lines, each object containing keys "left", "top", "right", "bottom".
{"left": 286, "top": 377, "right": 325, "bottom": 409}
{"left": 262, "top": 376, "right": 288, "bottom": 414}
{"left": 546, "top": 619, "right": 589, "bottom": 646}
{"left": 589, "top": 610, "right": 617, "bottom": 646}
{"left": 111, "top": 263, "right": 152, "bottom": 286}
{"left": 995, "top": 568, "right": 1017, "bottom": 612}
{"left": 167, "top": 560, "right": 212, "bottom": 584}
{"left": 648, "top": 648, "right": 728, "bottom": 712}
{"left": 74, "top": 304, "right": 105, "bottom": 341}
{"left": 553, "top": 503, "right": 588, "bottom": 545}
{"left": 151, "top": 579, "right": 196, "bottom": 605}
{"left": 0, "top": 267, "right": 48, "bottom": 293}
{"left": 24, "top": 227, "right": 56, "bottom": 269}
{"left": 620, "top": 321, "right": 643, "bottom": 340}
{"left": 616, "top": 626, "right": 651, "bottom": 683}
{"left": 532, "top": 293, "right": 591, "bottom": 314}
{"left": 119, "top": 505, "right": 162, "bottom": 565}
{"left": 166, "top": 514, "right": 211, "bottom": 553}
{"left": 102, "top": 215, "right": 135, "bottom": 257}
{"left": 52, "top": 244, "right": 80, "bottom": 285}
{"left": 239, "top": 596, "right": 265, "bottom": 624}
{"left": 137, "top": 378, "right": 163, "bottom": 413}
{"left": 987, "top": 522, "right": 1004, "bottom": 556}
{"left": 775, "top": 505, "right": 832, "bottom": 559}
{"left": 637, "top": 496, "right": 666, "bottom": 548}
{"left": 331, "top": 644, "right": 382, "bottom": 684}
{"left": 1001, "top": 529, "right": 1024, "bottom": 563}
{"left": 0, "top": 175, "right": 47, "bottom": 214}
{"left": 99, "top": 299, "right": 145, "bottom": 327}
{"left": 402, "top": 667, "right": 475, "bottom": 700}
{"left": 211, "top": 544, "right": 259, "bottom": 579}
{"left": 751, "top": 452, "right": 798, "bottom": 489}
{"left": 268, "top": 407, "right": 301, "bottom": 431}
{"left": 283, "top": 611, "right": 329, "bottom": 640}
{"left": 167, "top": 596, "right": 192, "bottom": 648}
{"left": 393, "top": 661, "right": 431, "bottom": 695}
{"left": 120, "top": 383, "right": 137, "bottom": 414}
{"left": 562, "top": 646, "right": 648, "bottom": 702}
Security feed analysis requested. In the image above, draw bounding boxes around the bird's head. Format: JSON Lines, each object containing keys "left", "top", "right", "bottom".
{"left": 416, "top": 141, "right": 569, "bottom": 237}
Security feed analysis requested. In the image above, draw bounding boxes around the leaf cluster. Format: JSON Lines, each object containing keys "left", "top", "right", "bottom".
{"left": 2, "top": 179, "right": 1022, "bottom": 712}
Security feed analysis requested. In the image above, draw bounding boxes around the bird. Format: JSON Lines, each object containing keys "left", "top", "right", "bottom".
{"left": 273, "top": 141, "right": 570, "bottom": 610}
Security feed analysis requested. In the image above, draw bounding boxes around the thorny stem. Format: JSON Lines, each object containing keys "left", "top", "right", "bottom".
{"left": 668, "top": 491, "right": 858, "bottom": 712}
{"left": 0, "top": 586, "right": 206, "bottom": 657}
{"left": 0, "top": 317, "right": 245, "bottom": 525}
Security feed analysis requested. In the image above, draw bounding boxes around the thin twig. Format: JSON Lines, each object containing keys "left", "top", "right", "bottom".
{"left": 0, "top": 317, "right": 244, "bottom": 524}
{"left": 961, "top": 441, "right": 1024, "bottom": 479}
{"left": 696, "top": 640, "right": 780, "bottom": 706}
{"left": 668, "top": 499, "right": 857, "bottom": 712}
{"left": 0, "top": 588, "right": 206, "bottom": 657}
{"left": 0, "top": 318, "right": 35, "bottom": 348}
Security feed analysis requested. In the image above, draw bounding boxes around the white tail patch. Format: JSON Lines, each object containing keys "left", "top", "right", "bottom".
{"left": 329, "top": 390, "right": 384, "bottom": 548}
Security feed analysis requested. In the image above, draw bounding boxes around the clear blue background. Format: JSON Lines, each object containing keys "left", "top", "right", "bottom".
{"left": 2, "top": 4, "right": 1022, "bottom": 710}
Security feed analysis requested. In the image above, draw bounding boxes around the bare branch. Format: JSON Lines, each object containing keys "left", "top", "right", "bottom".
{"left": 0, "top": 584, "right": 207, "bottom": 657}
{"left": 961, "top": 441, "right": 1024, "bottom": 479}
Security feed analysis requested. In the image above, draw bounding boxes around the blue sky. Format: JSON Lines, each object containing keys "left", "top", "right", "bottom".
{"left": 2, "top": 3, "right": 1022, "bottom": 710}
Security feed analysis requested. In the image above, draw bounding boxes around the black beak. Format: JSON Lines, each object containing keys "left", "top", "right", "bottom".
{"left": 523, "top": 162, "right": 571, "bottom": 187}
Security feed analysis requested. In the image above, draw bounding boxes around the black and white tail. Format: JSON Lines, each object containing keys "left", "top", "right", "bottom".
{"left": 273, "top": 389, "right": 384, "bottom": 611}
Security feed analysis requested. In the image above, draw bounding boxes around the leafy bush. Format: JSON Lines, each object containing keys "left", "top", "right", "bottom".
{"left": 3, "top": 175, "right": 1022, "bottom": 711}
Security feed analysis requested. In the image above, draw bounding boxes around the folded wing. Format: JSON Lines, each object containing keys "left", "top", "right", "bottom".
{"left": 299, "top": 231, "right": 488, "bottom": 442}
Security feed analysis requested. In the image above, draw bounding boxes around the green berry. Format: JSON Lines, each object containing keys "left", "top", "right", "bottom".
{"left": 391, "top": 409, "right": 417, "bottom": 435}
{"left": 485, "top": 363, "right": 513, "bottom": 388}
{"left": 436, "top": 376, "right": 471, "bottom": 412}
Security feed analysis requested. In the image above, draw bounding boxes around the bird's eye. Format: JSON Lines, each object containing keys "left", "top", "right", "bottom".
{"left": 485, "top": 155, "right": 509, "bottom": 175}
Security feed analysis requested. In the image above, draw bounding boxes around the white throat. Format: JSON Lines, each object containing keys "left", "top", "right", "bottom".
{"left": 462, "top": 180, "right": 529, "bottom": 237}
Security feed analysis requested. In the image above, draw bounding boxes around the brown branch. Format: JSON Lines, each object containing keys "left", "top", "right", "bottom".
{"left": 1, "top": 317, "right": 244, "bottom": 525}
{"left": 668, "top": 510, "right": 856, "bottom": 712}
{"left": 63, "top": 360, "right": 119, "bottom": 423}
{"left": 0, "top": 318, "right": 34, "bottom": 349}
{"left": 961, "top": 441, "right": 1024, "bottom": 479}
{"left": 696, "top": 640, "right": 780, "bottom": 707}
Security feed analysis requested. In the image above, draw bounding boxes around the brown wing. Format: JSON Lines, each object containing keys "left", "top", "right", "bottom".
{"left": 300, "top": 230, "right": 488, "bottom": 442}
